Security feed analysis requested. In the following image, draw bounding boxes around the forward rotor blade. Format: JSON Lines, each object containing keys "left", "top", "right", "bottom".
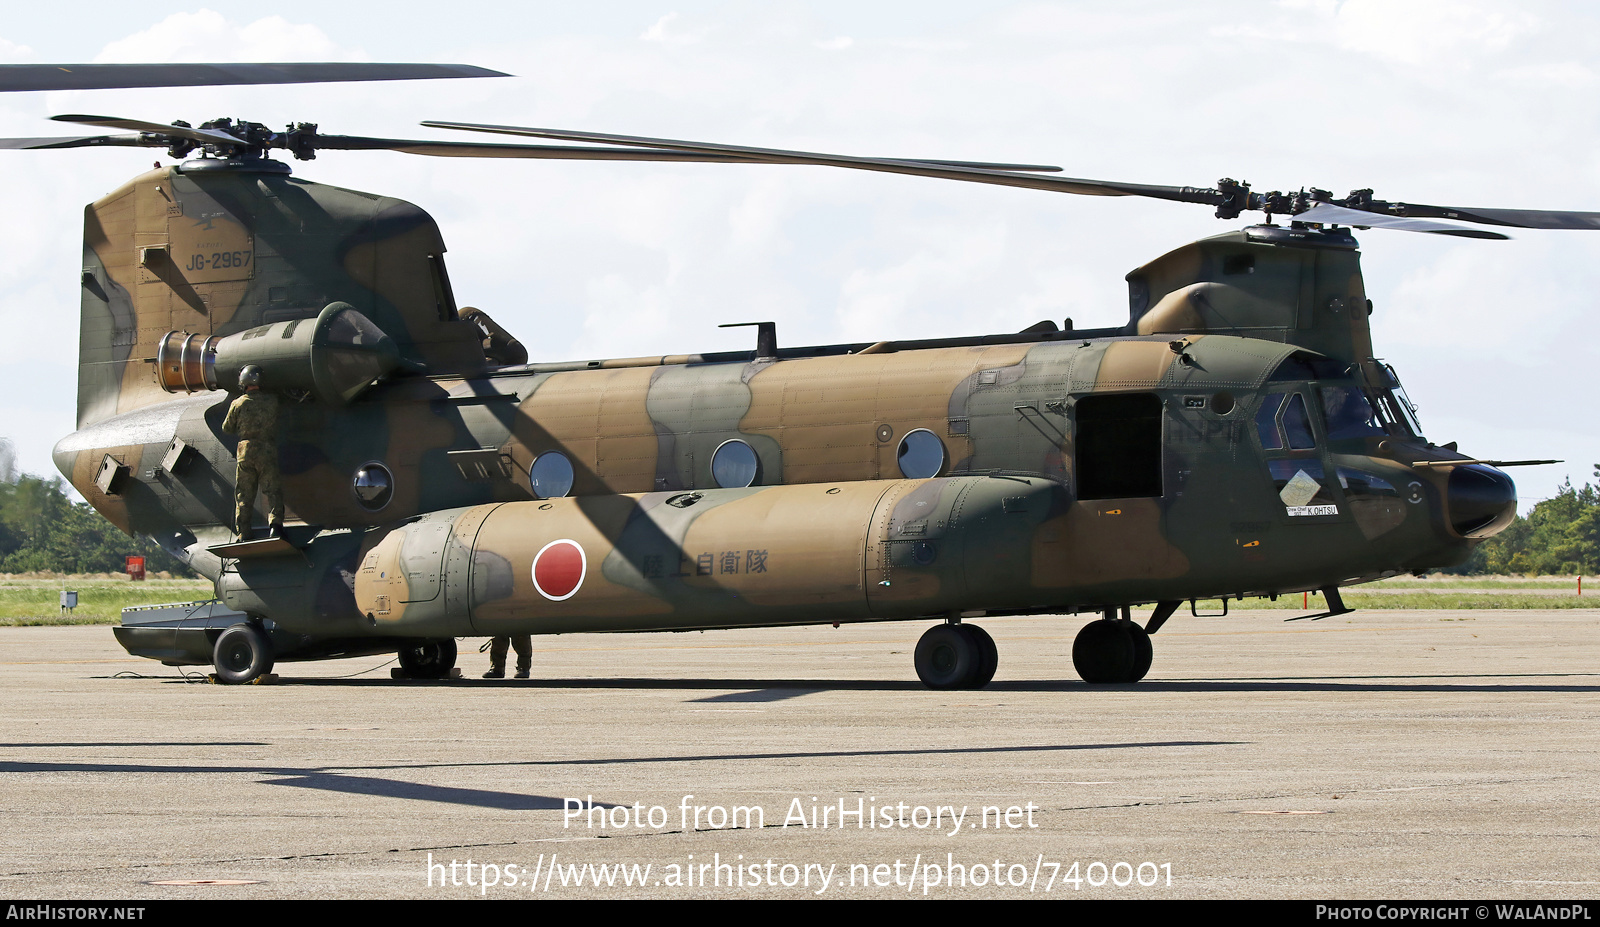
{"left": 50, "top": 114, "right": 242, "bottom": 147}
{"left": 0, "top": 134, "right": 143, "bottom": 150}
{"left": 1373, "top": 203, "right": 1600, "bottom": 230}
{"left": 394, "top": 142, "right": 1059, "bottom": 170}
{"left": 422, "top": 123, "right": 1067, "bottom": 173}
{"left": 422, "top": 122, "right": 1211, "bottom": 197}
{"left": 316, "top": 136, "right": 798, "bottom": 162}
{"left": 0, "top": 62, "right": 507, "bottom": 93}
{"left": 1294, "top": 203, "right": 1510, "bottom": 240}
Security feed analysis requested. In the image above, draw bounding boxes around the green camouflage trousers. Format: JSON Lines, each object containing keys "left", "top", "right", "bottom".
{"left": 489, "top": 635, "right": 532, "bottom": 673}
{"left": 235, "top": 440, "right": 283, "bottom": 536}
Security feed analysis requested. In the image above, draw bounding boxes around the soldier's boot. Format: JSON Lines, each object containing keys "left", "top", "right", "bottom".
{"left": 265, "top": 493, "right": 284, "bottom": 538}
{"left": 234, "top": 501, "right": 254, "bottom": 542}
{"left": 484, "top": 636, "right": 510, "bottom": 678}
{"left": 513, "top": 636, "right": 532, "bottom": 678}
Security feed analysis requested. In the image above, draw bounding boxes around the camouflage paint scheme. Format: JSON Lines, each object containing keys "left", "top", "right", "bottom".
{"left": 54, "top": 163, "right": 1515, "bottom": 655}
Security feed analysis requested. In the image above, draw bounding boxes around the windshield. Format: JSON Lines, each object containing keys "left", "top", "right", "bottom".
{"left": 1320, "top": 386, "right": 1387, "bottom": 441}
{"left": 1317, "top": 376, "right": 1422, "bottom": 442}
{"left": 1382, "top": 364, "right": 1424, "bottom": 436}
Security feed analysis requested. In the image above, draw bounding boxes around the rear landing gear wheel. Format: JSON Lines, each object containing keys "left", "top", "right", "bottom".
{"left": 959, "top": 624, "right": 999, "bottom": 689}
{"left": 213, "top": 623, "right": 273, "bottom": 685}
{"left": 1073, "top": 619, "right": 1148, "bottom": 684}
{"left": 915, "top": 624, "right": 999, "bottom": 689}
{"left": 398, "top": 639, "right": 457, "bottom": 679}
{"left": 915, "top": 624, "right": 978, "bottom": 690}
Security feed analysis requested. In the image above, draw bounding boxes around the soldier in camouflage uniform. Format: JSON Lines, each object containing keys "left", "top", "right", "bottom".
{"left": 222, "top": 365, "right": 283, "bottom": 540}
{"left": 484, "top": 635, "right": 532, "bottom": 679}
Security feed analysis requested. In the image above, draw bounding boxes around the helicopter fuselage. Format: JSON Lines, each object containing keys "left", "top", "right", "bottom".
{"left": 58, "top": 312, "right": 1500, "bottom": 638}
{"left": 50, "top": 160, "right": 1515, "bottom": 676}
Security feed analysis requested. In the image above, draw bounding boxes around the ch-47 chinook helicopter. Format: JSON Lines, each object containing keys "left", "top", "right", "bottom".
{"left": 5, "top": 67, "right": 1578, "bottom": 687}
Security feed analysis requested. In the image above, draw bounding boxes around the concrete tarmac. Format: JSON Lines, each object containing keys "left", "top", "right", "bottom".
{"left": 1, "top": 609, "right": 1596, "bottom": 900}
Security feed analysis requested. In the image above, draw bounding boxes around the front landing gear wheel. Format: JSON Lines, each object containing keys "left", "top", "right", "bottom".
{"left": 915, "top": 624, "right": 978, "bottom": 689}
{"left": 1073, "top": 619, "right": 1148, "bottom": 684}
{"left": 398, "top": 639, "right": 457, "bottom": 679}
{"left": 959, "top": 624, "right": 999, "bottom": 689}
{"left": 1125, "top": 621, "right": 1153, "bottom": 683}
{"left": 213, "top": 623, "right": 273, "bottom": 685}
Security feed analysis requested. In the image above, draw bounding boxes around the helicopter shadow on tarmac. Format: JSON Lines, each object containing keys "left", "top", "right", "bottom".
{"left": 0, "top": 741, "right": 1239, "bottom": 810}
{"left": 133, "top": 672, "right": 1600, "bottom": 696}
{"left": 0, "top": 755, "right": 577, "bottom": 810}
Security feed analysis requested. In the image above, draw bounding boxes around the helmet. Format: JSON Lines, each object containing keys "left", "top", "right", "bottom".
{"left": 239, "top": 365, "right": 263, "bottom": 390}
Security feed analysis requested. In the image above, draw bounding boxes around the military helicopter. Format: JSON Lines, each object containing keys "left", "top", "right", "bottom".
{"left": 4, "top": 64, "right": 1577, "bottom": 687}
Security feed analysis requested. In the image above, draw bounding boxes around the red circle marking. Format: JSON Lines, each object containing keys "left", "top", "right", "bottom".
{"left": 532, "top": 539, "right": 586, "bottom": 601}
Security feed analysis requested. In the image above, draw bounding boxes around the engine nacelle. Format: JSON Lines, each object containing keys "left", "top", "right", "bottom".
{"left": 156, "top": 301, "right": 400, "bottom": 403}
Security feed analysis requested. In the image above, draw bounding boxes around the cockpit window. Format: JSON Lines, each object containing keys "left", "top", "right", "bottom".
{"left": 1256, "top": 391, "right": 1319, "bottom": 450}
{"left": 1282, "top": 394, "right": 1316, "bottom": 449}
{"left": 1368, "top": 363, "right": 1424, "bottom": 437}
{"left": 1364, "top": 388, "right": 1421, "bottom": 439}
{"left": 1320, "top": 386, "right": 1387, "bottom": 441}
{"left": 1256, "top": 394, "right": 1285, "bottom": 449}
{"left": 1384, "top": 365, "right": 1424, "bottom": 435}
{"left": 1315, "top": 370, "right": 1423, "bottom": 442}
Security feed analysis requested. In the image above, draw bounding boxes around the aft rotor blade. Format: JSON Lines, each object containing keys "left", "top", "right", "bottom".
{"left": 0, "top": 134, "right": 144, "bottom": 150}
{"left": 1295, "top": 203, "right": 1510, "bottom": 240}
{"left": 422, "top": 121, "right": 1211, "bottom": 197}
{"left": 0, "top": 62, "right": 507, "bottom": 93}
{"left": 50, "top": 114, "right": 243, "bottom": 147}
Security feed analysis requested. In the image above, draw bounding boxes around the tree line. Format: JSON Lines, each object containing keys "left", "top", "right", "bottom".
{"left": 1454, "top": 465, "right": 1600, "bottom": 575}
{"left": 0, "top": 441, "right": 190, "bottom": 575}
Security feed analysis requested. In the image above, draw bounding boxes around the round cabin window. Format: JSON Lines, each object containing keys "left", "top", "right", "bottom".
{"left": 711, "top": 439, "right": 761, "bottom": 488}
{"left": 352, "top": 462, "right": 393, "bottom": 511}
{"left": 529, "top": 452, "right": 575, "bottom": 499}
{"left": 896, "top": 429, "right": 946, "bottom": 479}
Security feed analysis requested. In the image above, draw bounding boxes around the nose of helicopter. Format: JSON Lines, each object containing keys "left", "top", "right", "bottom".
{"left": 1447, "top": 464, "right": 1517, "bottom": 538}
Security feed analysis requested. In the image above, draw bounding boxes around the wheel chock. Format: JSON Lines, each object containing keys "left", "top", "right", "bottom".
{"left": 205, "top": 672, "right": 279, "bottom": 685}
{"left": 390, "top": 667, "right": 463, "bottom": 680}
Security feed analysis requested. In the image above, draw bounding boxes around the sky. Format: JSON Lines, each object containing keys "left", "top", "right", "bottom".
{"left": 1, "top": 1, "right": 1596, "bottom": 509}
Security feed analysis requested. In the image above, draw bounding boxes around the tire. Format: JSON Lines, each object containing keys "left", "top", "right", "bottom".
{"left": 398, "top": 639, "right": 458, "bottom": 679}
{"left": 959, "top": 624, "right": 999, "bottom": 689}
{"left": 915, "top": 624, "right": 979, "bottom": 690}
{"left": 213, "top": 624, "right": 273, "bottom": 685}
{"left": 1072, "top": 619, "right": 1136, "bottom": 684}
{"left": 1125, "top": 621, "right": 1153, "bottom": 683}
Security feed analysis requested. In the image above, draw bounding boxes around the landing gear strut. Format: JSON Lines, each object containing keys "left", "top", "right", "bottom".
{"left": 1072, "top": 609, "right": 1152, "bottom": 684}
{"left": 914, "top": 622, "right": 999, "bottom": 690}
